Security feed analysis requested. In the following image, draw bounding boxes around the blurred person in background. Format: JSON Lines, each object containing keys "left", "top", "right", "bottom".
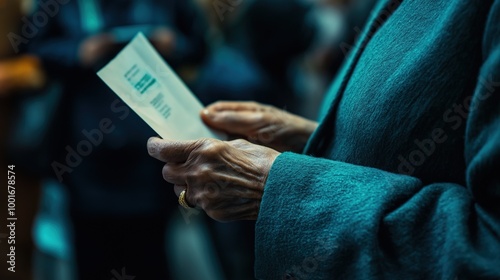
{"left": 306, "top": 0, "right": 379, "bottom": 78}
{"left": 0, "top": 0, "right": 46, "bottom": 279}
{"left": 195, "top": 0, "right": 316, "bottom": 110}
{"left": 295, "top": 0, "right": 378, "bottom": 119}
{"left": 25, "top": 0, "right": 208, "bottom": 279}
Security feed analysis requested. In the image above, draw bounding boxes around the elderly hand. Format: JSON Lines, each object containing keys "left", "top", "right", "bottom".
{"left": 147, "top": 137, "right": 280, "bottom": 222}
{"left": 201, "top": 101, "right": 318, "bottom": 153}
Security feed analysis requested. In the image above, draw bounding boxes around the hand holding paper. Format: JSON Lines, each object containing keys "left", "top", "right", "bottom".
{"left": 98, "top": 33, "right": 224, "bottom": 141}
{"left": 99, "top": 33, "right": 283, "bottom": 222}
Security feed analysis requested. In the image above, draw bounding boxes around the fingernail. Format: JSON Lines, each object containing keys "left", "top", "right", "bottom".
{"left": 147, "top": 137, "right": 160, "bottom": 154}
{"left": 203, "top": 109, "right": 212, "bottom": 117}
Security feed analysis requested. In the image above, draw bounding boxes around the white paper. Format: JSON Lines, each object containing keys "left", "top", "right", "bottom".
{"left": 97, "top": 33, "right": 225, "bottom": 141}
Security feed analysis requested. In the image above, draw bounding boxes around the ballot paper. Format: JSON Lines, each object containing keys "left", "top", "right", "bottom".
{"left": 97, "top": 33, "right": 225, "bottom": 140}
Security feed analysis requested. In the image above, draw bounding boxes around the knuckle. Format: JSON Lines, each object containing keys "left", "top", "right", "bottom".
{"left": 185, "top": 190, "right": 196, "bottom": 208}
{"left": 255, "top": 111, "right": 269, "bottom": 123}
{"left": 199, "top": 138, "right": 216, "bottom": 148}
{"left": 186, "top": 166, "right": 215, "bottom": 186}
{"left": 198, "top": 165, "right": 213, "bottom": 179}
{"left": 195, "top": 191, "right": 211, "bottom": 210}
{"left": 203, "top": 182, "right": 220, "bottom": 198}
{"left": 188, "top": 139, "right": 206, "bottom": 153}
{"left": 232, "top": 138, "right": 248, "bottom": 145}
{"left": 212, "top": 101, "right": 224, "bottom": 108}
{"left": 161, "top": 164, "right": 171, "bottom": 180}
{"left": 199, "top": 139, "right": 225, "bottom": 158}
{"left": 162, "top": 164, "right": 176, "bottom": 182}
{"left": 185, "top": 169, "right": 198, "bottom": 186}
{"left": 218, "top": 112, "right": 232, "bottom": 123}
{"left": 250, "top": 101, "right": 260, "bottom": 108}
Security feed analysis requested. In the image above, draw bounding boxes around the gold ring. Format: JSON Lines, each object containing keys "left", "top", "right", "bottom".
{"left": 178, "top": 190, "right": 192, "bottom": 209}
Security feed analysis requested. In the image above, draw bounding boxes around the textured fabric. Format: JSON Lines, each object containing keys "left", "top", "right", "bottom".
{"left": 256, "top": 0, "right": 500, "bottom": 279}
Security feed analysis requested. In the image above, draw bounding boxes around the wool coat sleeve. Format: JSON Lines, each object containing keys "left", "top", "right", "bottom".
{"left": 255, "top": 2, "right": 500, "bottom": 280}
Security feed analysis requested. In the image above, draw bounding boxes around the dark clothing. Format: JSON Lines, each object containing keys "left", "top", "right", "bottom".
{"left": 196, "top": 45, "right": 279, "bottom": 106}
{"left": 71, "top": 213, "right": 170, "bottom": 280}
{"left": 257, "top": 0, "right": 500, "bottom": 279}
{"left": 33, "top": 0, "right": 206, "bottom": 78}
{"left": 196, "top": 0, "right": 316, "bottom": 109}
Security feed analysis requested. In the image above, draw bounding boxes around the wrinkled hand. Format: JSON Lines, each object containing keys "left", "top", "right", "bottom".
{"left": 147, "top": 137, "right": 280, "bottom": 222}
{"left": 201, "top": 101, "right": 318, "bottom": 153}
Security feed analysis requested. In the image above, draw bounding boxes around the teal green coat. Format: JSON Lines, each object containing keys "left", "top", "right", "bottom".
{"left": 256, "top": 0, "right": 500, "bottom": 279}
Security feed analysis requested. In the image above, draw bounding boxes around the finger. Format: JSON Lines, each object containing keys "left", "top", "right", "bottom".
{"left": 147, "top": 137, "right": 199, "bottom": 163}
{"left": 173, "top": 185, "right": 185, "bottom": 197}
{"left": 202, "top": 110, "right": 264, "bottom": 135}
{"left": 204, "top": 101, "right": 261, "bottom": 113}
{"left": 162, "top": 164, "right": 187, "bottom": 185}
{"left": 174, "top": 185, "right": 196, "bottom": 208}
{"left": 228, "top": 138, "right": 252, "bottom": 149}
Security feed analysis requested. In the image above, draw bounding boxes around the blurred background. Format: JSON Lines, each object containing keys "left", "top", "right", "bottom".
{"left": 0, "top": 0, "right": 377, "bottom": 279}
